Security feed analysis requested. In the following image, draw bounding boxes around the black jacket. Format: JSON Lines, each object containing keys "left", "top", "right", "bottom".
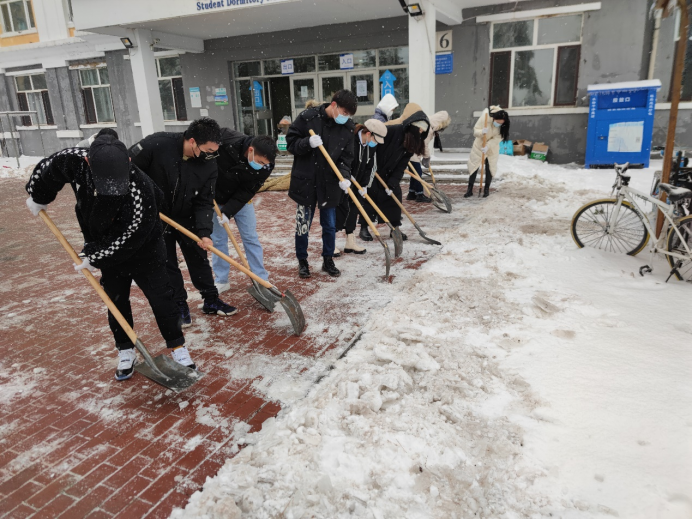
{"left": 286, "top": 103, "right": 355, "bottom": 208}
{"left": 377, "top": 109, "right": 430, "bottom": 190}
{"left": 129, "top": 132, "right": 217, "bottom": 238}
{"left": 351, "top": 131, "right": 378, "bottom": 188}
{"left": 26, "top": 148, "right": 166, "bottom": 270}
{"left": 215, "top": 128, "right": 273, "bottom": 218}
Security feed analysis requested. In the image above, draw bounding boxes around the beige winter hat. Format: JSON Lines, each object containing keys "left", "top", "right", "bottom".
{"left": 364, "top": 119, "right": 388, "bottom": 144}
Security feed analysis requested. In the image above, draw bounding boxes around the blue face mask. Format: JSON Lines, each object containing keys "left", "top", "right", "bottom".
{"left": 493, "top": 121, "right": 502, "bottom": 128}
{"left": 335, "top": 113, "right": 350, "bottom": 125}
{"left": 248, "top": 150, "right": 264, "bottom": 171}
{"left": 368, "top": 140, "right": 377, "bottom": 148}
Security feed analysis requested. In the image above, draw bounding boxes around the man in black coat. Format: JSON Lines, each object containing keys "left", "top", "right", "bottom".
{"left": 25, "top": 135, "right": 195, "bottom": 381}
{"left": 287, "top": 89, "right": 357, "bottom": 279}
{"left": 211, "top": 129, "right": 277, "bottom": 289}
{"left": 129, "top": 118, "right": 237, "bottom": 328}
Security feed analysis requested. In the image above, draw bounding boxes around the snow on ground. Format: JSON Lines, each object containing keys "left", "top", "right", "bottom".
{"left": 172, "top": 155, "right": 692, "bottom": 519}
{"left": 0, "top": 155, "right": 42, "bottom": 179}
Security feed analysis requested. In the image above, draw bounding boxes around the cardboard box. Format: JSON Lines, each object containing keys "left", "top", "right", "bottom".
{"left": 513, "top": 139, "right": 532, "bottom": 156}
{"left": 530, "top": 142, "right": 549, "bottom": 162}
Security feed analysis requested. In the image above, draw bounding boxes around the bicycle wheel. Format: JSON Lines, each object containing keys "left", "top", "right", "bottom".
{"left": 571, "top": 199, "right": 649, "bottom": 255}
{"left": 666, "top": 215, "right": 692, "bottom": 281}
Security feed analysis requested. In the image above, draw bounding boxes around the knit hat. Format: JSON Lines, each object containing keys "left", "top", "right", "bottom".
{"left": 88, "top": 134, "right": 130, "bottom": 196}
{"left": 364, "top": 119, "right": 388, "bottom": 144}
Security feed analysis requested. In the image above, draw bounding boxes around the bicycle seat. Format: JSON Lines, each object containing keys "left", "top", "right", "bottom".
{"left": 658, "top": 183, "right": 692, "bottom": 202}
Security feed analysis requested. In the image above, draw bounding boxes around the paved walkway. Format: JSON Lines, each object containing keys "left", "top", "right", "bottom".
{"left": 0, "top": 177, "right": 458, "bottom": 518}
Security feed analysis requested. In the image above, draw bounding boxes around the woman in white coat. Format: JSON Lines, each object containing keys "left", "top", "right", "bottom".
{"left": 465, "top": 106, "right": 510, "bottom": 198}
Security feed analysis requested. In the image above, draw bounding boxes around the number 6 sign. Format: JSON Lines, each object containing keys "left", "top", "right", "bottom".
{"left": 436, "top": 31, "right": 452, "bottom": 53}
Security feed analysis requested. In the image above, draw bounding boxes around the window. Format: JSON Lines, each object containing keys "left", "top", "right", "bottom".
{"left": 673, "top": 9, "right": 692, "bottom": 102}
{"left": 15, "top": 73, "right": 53, "bottom": 126}
{"left": 157, "top": 56, "right": 187, "bottom": 121}
{"left": 489, "top": 14, "right": 582, "bottom": 108}
{"left": 80, "top": 67, "right": 115, "bottom": 124}
{"left": 0, "top": 0, "right": 35, "bottom": 33}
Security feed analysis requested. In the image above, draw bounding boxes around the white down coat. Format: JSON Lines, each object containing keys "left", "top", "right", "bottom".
{"left": 467, "top": 108, "right": 503, "bottom": 176}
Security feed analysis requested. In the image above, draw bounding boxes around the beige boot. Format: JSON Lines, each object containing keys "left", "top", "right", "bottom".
{"left": 344, "top": 233, "right": 366, "bottom": 255}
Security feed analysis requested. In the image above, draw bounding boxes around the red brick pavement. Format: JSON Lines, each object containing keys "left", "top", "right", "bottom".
{"left": 0, "top": 178, "right": 462, "bottom": 518}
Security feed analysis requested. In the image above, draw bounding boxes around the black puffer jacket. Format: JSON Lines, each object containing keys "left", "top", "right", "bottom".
{"left": 286, "top": 103, "right": 354, "bottom": 208}
{"left": 378, "top": 105, "right": 430, "bottom": 190}
{"left": 215, "top": 128, "right": 273, "bottom": 218}
{"left": 351, "top": 130, "right": 378, "bottom": 188}
{"left": 26, "top": 148, "right": 166, "bottom": 270}
{"left": 129, "top": 132, "right": 217, "bottom": 238}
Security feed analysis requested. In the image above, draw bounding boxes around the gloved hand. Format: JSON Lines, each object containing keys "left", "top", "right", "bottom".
{"left": 217, "top": 213, "right": 230, "bottom": 226}
{"left": 358, "top": 187, "right": 367, "bottom": 197}
{"left": 385, "top": 188, "right": 393, "bottom": 197}
{"left": 26, "top": 197, "right": 47, "bottom": 216}
{"left": 421, "top": 157, "right": 430, "bottom": 168}
{"left": 339, "top": 179, "right": 351, "bottom": 193}
{"left": 74, "top": 258, "right": 98, "bottom": 272}
{"left": 482, "top": 127, "right": 489, "bottom": 135}
{"left": 309, "top": 135, "right": 323, "bottom": 148}
{"left": 481, "top": 146, "right": 489, "bottom": 154}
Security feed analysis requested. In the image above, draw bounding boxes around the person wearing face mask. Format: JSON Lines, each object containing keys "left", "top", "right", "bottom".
{"left": 465, "top": 106, "right": 510, "bottom": 198}
{"left": 361, "top": 103, "right": 430, "bottom": 242}
{"left": 335, "top": 119, "right": 388, "bottom": 254}
{"left": 129, "top": 118, "right": 238, "bottom": 328}
{"left": 211, "top": 129, "right": 277, "bottom": 291}
{"left": 373, "top": 93, "right": 399, "bottom": 123}
{"left": 287, "top": 89, "right": 357, "bottom": 279}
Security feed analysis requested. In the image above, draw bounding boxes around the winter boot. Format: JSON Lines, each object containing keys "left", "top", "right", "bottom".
{"left": 202, "top": 297, "right": 238, "bottom": 316}
{"left": 344, "top": 233, "right": 366, "bottom": 254}
{"left": 177, "top": 301, "right": 192, "bottom": 328}
{"left": 333, "top": 247, "right": 342, "bottom": 258}
{"left": 483, "top": 173, "right": 492, "bottom": 198}
{"left": 322, "top": 257, "right": 341, "bottom": 277}
{"left": 391, "top": 228, "right": 408, "bottom": 241}
{"left": 464, "top": 171, "right": 477, "bottom": 198}
{"left": 406, "top": 191, "right": 417, "bottom": 201}
{"left": 359, "top": 225, "right": 373, "bottom": 242}
{"left": 416, "top": 193, "right": 432, "bottom": 203}
{"left": 298, "top": 259, "right": 311, "bottom": 278}
{"left": 171, "top": 346, "right": 196, "bottom": 370}
{"left": 115, "top": 348, "right": 136, "bottom": 381}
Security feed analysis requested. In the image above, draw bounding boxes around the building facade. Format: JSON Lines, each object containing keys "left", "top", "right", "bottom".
{"left": 0, "top": 0, "right": 690, "bottom": 163}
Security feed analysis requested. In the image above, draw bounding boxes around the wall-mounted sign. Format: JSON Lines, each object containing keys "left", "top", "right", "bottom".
{"left": 379, "top": 69, "right": 396, "bottom": 97}
{"left": 339, "top": 53, "right": 354, "bottom": 70}
{"left": 189, "top": 87, "right": 201, "bottom": 108}
{"left": 214, "top": 87, "right": 228, "bottom": 105}
{"left": 356, "top": 80, "right": 367, "bottom": 97}
{"left": 281, "top": 59, "right": 294, "bottom": 75}
{"left": 436, "top": 30, "right": 452, "bottom": 53}
{"left": 250, "top": 81, "right": 264, "bottom": 108}
{"left": 435, "top": 52, "right": 453, "bottom": 75}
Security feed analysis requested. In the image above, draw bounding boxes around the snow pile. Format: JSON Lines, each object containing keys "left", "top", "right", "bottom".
{"left": 172, "top": 156, "right": 692, "bottom": 519}
{"left": 0, "top": 156, "right": 42, "bottom": 180}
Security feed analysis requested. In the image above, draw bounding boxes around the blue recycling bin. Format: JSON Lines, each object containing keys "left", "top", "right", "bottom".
{"left": 585, "top": 79, "right": 661, "bottom": 168}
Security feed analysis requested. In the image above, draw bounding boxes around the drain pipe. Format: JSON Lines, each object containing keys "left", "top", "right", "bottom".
{"left": 648, "top": 7, "right": 663, "bottom": 79}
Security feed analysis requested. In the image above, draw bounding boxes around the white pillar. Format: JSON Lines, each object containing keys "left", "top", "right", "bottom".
{"left": 32, "top": 0, "right": 69, "bottom": 42}
{"left": 129, "top": 29, "right": 165, "bottom": 137}
{"left": 408, "top": 1, "right": 437, "bottom": 117}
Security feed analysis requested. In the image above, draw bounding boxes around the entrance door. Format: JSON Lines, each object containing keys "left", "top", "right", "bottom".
{"left": 347, "top": 71, "right": 376, "bottom": 121}
{"left": 291, "top": 76, "right": 315, "bottom": 118}
{"left": 249, "top": 77, "right": 273, "bottom": 138}
{"left": 319, "top": 73, "right": 345, "bottom": 103}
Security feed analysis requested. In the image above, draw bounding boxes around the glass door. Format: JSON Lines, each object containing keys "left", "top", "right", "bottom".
{"left": 319, "top": 73, "right": 345, "bottom": 103}
{"left": 250, "top": 77, "right": 273, "bottom": 138}
{"left": 291, "top": 76, "right": 315, "bottom": 119}
{"left": 347, "top": 71, "right": 376, "bottom": 121}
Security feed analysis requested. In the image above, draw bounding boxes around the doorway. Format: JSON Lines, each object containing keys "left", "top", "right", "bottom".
{"left": 234, "top": 76, "right": 291, "bottom": 139}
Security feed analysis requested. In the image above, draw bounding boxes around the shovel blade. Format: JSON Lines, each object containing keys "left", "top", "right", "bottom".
{"left": 430, "top": 188, "right": 453, "bottom": 213}
{"left": 247, "top": 281, "right": 276, "bottom": 312}
{"left": 278, "top": 289, "right": 306, "bottom": 336}
{"left": 375, "top": 235, "right": 391, "bottom": 279}
{"left": 389, "top": 226, "right": 404, "bottom": 258}
{"left": 414, "top": 222, "right": 442, "bottom": 246}
{"left": 134, "top": 354, "right": 204, "bottom": 392}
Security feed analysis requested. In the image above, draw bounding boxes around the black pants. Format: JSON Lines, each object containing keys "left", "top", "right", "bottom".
{"left": 336, "top": 191, "right": 371, "bottom": 234}
{"left": 368, "top": 181, "right": 402, "bottom": 228}
{"left": 164, "top": 230, "right": 218, "bottom": 304}
{"left": 100, "top": 258, "right": 184, "bottom": 351}
{"left": 467, "top": 159, "right": 492, "bottom": 194}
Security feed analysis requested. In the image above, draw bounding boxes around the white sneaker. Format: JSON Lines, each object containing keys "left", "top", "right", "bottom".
{"left": 215, "top": 282, "right": 230, "bottom": 294}
{"left": 115, "top": 348, "right": 136, "bottom": 381}
{"left": 171, "top": 346, "right": 196, "bottom": 370}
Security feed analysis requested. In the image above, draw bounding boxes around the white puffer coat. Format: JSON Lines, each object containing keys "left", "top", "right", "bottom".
{"left": 467, "top": 108, "right": 503, "bottom": 176}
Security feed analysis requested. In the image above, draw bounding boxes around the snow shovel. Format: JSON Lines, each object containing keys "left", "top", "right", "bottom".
{"left": 309, "top": 130, "right": 391, "bottom": 279}
{"left": 347, "top": 176, "right": 403, "bottom": 258}
{"left": 38, "top": 210, "right": 203, "bottom": 392}
{"left": 374, "top": 173, "right": 442, "bottom": 246}
{"left": 425, "top": 163, "right": 437, "bottom": 186}
{"left": 213, "top": 201, "right": 276, "bottom": 313}
{"left": 407, "top": 162, "right": 452, "bottom": 213}
{"left": 160, "top": 213, "right": 305, "bottom": 336}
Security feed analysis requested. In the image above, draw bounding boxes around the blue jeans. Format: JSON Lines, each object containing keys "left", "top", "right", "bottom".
{"left": 211, "top": 201, "right": 269, "bottom": 283}
{"left": 408, "top": 161, "right": 424, "bottom": 195}
{"left": 295, "top": 203, "right": 336, "bottom": 260}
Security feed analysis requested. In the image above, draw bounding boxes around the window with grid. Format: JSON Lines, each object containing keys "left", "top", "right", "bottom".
{"left": 15, "top": 73, "right": 53, "bottom": 126}
{"left": 489, "top": 14, "right": 582, "bottom": 108}
{"left": 0, "top": 0, "right": 35, "bottom": 34}
{"left": 80, "top": 67, "right": 115, "bottom": 124}
{"left": 157, "top": 56, "right": 187, "bottom": 121}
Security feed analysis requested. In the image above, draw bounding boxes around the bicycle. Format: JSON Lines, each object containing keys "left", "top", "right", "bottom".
{"left": 570, "top": 162, "right": 692, "bottom": 282}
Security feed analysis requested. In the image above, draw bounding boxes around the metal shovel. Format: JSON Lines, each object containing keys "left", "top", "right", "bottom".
{"left": 407, "top": 162, "right": 453, "bottom": 213}
{"left": 309, "top": 130, "right": 391, "bottom": 279}
{"left": 213, "top": 202, "right": 275, "bottom": 312}
{"left": 38, "top": 210, "right": 203, "bottom": 392}
{"left": 160, "top": 213, "right": 306, "bottom": 336}
{"left": 375, "top": 173, "right": 442, "bottom": 246}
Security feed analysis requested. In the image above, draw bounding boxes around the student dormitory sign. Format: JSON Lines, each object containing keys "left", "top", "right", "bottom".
{"left": 196, "top": 0, "right": 290, "bottom": 12}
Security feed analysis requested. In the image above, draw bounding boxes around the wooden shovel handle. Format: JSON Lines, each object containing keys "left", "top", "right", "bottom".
{"left": 374, "top": 172, "right": 417, "bottom": 225}
{"left": 405, "top": 162, "right": 432, "bottom": 196}
{"left": 38, "top": 210, "right": 138, "bottom": 345}
{"left": 346, "top": 174, "right": 392, "bottom": 226}
{"left": 212, "top": 201, "right": 251, "bottom": 271}
{"left": 160, "top": 213, "right": 277, "bottom": 292}
{"left": 308, "top": 129, "right": 381, "bottom": 238}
